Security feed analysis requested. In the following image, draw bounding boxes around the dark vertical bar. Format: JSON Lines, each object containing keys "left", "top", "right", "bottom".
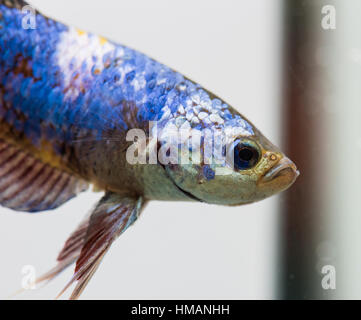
{"left": 279, "top": 0, "right": 337, "bottom": 299}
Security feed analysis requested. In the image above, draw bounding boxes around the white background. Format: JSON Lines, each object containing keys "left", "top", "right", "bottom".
{"left": 0, "top": 0, "right": 282, "bottom": 299}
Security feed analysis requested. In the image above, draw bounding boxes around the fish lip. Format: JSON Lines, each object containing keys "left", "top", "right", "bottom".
{"left": 261, "top": 157, "right": 300, "bottom": 183}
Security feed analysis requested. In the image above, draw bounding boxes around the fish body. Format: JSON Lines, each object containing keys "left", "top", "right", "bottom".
{"left": 0, "top": 1, "right": 299, "bottom": 298}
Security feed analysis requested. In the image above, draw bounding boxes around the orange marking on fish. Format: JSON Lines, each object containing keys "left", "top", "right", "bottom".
{"left": 99, "top": 36, "right": 107, "bottom": 46}
{"left": 76, "top": 29, "right": 86, "bottom": 36}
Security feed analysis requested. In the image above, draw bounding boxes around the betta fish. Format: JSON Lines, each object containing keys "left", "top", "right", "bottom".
{"left": 0, "top": 0, "right": 299, "bottom": 299}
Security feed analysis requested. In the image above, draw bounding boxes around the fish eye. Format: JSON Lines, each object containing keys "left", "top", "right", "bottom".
{"left": 233, "top": 141, "right": 260, "bottom": 170}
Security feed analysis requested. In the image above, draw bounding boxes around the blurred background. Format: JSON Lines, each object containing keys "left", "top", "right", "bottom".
{"left": 281, "top": 0, "right": 361, "bottom": 299}
{"left": 0, "top": 0, "right": 359, "bottom": 300}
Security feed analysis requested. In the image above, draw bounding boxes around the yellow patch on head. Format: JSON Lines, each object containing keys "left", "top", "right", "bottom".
{"left": 76, "top": 29, "right": 86, "bottom": 36}
{"left": 99, "top": 36, "right": 108, "bottom": 46}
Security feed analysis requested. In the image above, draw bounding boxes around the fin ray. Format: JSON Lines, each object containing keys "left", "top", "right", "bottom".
{"left": 0, "top": 139, "right": 88, "bottom": 212}
{"left": 64, "top": 194, "right": 143, "bottom": 300}
{"left": 32, "top": 193, "right": 144, "bottom": 299}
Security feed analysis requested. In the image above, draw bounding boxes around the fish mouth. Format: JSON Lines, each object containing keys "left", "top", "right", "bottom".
{"left": 258, "top": 157, "right": 300, "bottom": 190}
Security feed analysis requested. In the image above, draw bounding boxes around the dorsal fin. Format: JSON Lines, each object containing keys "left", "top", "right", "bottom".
{"left": 0, "top": 139, "right": 88, "bottom": 212}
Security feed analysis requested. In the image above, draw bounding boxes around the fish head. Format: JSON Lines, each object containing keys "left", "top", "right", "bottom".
{"left": 162, "top": 109, "right": 299, "bottom": 206}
